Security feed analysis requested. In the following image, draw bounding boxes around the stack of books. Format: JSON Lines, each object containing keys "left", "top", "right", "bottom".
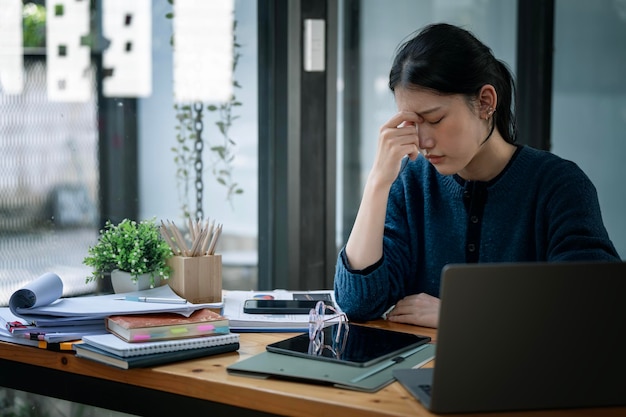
{"left": 74, "top": 307, "right": 239, "bottom": 369}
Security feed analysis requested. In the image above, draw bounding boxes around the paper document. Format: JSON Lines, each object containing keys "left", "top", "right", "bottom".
{"left": 1, "top": 306, "right": 105, "bottom": 335}
{"left": 0, "top": 307, "right": 87, "bottom": 345}
{"left": 8, "top": 272, "right": 222, "bottom": 326}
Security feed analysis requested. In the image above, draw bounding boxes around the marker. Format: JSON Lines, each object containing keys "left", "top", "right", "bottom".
{"left": 22, "top": 333, "right": 45, "bottom": 341}
{"left": 115, "top": 296, "right": 187, "bottom": 304}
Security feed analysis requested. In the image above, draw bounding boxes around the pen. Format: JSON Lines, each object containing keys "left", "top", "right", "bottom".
{"left": 115, "top": 296, "right": 187, "bottom": 304}
{"left": 382, "top": 304, "right": 396, "bottom": 320}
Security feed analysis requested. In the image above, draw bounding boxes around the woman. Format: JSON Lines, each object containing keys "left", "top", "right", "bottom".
{"left": 334, "top": 23, "right": 619, "bottom": 328}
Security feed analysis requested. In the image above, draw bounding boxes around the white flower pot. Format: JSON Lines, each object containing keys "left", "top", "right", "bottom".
{"left": 110, "top": 269, "right": 161, "bottom": 293}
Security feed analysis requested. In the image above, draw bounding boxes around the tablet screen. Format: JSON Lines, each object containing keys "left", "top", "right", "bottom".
{"left": 266, "top": 323, "right": 431, "bottom": 367}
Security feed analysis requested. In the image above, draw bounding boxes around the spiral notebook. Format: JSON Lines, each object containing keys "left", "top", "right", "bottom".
{"left": 75, "top": 340, "right": 239, "bottom": 369}
{"left": 81, "top": 332, "right": 240, "bottom": 358}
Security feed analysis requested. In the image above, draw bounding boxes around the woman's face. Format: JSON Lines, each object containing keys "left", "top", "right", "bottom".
{"left": 394, "top": 87, "right": 489, "bottom": 178}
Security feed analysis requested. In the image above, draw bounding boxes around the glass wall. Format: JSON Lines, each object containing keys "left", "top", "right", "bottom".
{"left": 0, "top": 0, "right": 258, "bottom": 307}
{"left": 0, "top": 2, "right": 100, "bottom": 304}
{"left": 138, "top": 0, "right": 259, "bottom": 288}
{"left": 551, "top": 0, "right": 626, "bottom": 258}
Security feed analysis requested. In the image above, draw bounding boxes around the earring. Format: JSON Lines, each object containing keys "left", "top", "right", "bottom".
{"left": 485, "top": 107, "right": 494, "bottom": 120}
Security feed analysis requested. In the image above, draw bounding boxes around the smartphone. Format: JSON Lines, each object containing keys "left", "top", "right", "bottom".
{"left": 243, "top": 299, "right": 322, "bottom": 314}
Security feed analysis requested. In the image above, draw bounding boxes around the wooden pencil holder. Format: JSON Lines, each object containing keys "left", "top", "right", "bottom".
{"left": 166, "top": 255, "right": 222, "bottom": 304}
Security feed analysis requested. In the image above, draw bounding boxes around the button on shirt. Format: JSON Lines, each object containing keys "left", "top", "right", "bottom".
{"left": 460, "top": 180, "right": 487, "bottom": 263}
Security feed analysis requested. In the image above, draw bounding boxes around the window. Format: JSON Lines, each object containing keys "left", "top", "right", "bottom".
{"left": 0, "top": 0, "right": 259, "bottom": 307}
{"left": 551, "top": 0, "right": 626, "bottom": 258}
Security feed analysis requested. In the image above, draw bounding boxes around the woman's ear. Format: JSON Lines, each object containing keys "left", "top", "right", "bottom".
{"left": 478, "top": 84, "right": 498, "bottom": 120}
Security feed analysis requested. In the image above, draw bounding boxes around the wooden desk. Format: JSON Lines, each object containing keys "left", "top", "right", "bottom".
{"left": 0, "top": 321, "right": 623, "bottom": 417}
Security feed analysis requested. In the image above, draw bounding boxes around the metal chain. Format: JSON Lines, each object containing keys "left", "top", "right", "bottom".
{"left": 193, "top": 102, "right": 204, "bottom": 220}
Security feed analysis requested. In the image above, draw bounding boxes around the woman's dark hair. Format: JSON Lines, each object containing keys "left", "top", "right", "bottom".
{"left": 389, "top": 23, "right": 517, "bottom": 144}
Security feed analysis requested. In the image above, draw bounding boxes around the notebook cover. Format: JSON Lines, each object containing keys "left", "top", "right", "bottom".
{"left": 106, "top": 308, "right": 229, "bottom": 342}
{"left": 227, "top": 343, "right": 436, "bottom": 392}
{"left": 82, "top": 332, "right": 240, "bottom": 357}
{"left": 76, "top": 341, "right": 239, "bottom": 369}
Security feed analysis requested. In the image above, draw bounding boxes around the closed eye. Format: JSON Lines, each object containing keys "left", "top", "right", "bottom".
{"left": 429, "top": 117, "right": 444, "bottom": 125}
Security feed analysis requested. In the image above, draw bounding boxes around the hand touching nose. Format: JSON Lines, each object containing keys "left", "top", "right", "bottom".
{"left": 372, "top": 112, "right": 420, "bottom": 187}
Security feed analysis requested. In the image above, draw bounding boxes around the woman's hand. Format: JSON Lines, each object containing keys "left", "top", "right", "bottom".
{"left": 385, "top": 293, "right": 440, "bottom": 328}
{"left": 369, "top": 111, "right": 421, "bottom": 188}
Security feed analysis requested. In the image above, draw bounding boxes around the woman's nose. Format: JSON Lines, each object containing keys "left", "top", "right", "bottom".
{"left": 418, "top": 134, "right": 434, "bottom": 151}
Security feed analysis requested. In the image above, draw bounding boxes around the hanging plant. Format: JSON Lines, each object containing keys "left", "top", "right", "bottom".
{"left": 167, "top": 3, "right": 243, "bottom": 219}
{"left": 171, "top": 102, "right": 194, "bottom": 219}
{"left": 207, "top": 18, "right": 244, "bottom": 204}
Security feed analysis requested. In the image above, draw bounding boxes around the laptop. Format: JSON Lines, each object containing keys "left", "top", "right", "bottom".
{"left": 393, "top": 261, "right": 626, "bottom": 414}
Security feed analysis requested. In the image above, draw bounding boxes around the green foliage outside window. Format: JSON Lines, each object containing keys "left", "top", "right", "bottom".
{"left": 23, "top": 3, "right": 46, "bottom": 48}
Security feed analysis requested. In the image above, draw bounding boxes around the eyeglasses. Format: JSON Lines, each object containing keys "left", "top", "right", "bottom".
{"left": 308, "top": 300, "right": 349, "bottom": 358}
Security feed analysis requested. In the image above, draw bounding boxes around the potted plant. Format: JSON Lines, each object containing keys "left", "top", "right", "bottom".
{"left": 84, "top": 218, "right": 173, "bottom": 293}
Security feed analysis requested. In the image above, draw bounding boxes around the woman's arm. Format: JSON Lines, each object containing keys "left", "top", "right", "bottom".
{"left": 335, "top": 112, "right": 422, "bottom": 321}
{"left": 344, "top": 111, "right": 420, "bottom": 269}
{"left": 542, "top": 160, "right": 619, "bottom": 261}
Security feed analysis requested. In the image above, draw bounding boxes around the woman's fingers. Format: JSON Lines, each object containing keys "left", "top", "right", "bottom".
{"left": 386, "top": 293, "right": 441, "bottom": 328}
{"left": 370, "top": 112, "right": 421, "bottom": 186}
{"left": 385, "top": 111, "right": 421, "bottom": 129}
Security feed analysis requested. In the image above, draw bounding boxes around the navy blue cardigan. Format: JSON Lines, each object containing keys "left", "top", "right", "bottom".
{"left": 334, "top": 146, "right": 619, "bottom": 321}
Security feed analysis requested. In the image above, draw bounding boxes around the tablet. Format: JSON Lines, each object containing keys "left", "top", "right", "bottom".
{"left": 266, "top": 323, "right": 431, "bottom": 367}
